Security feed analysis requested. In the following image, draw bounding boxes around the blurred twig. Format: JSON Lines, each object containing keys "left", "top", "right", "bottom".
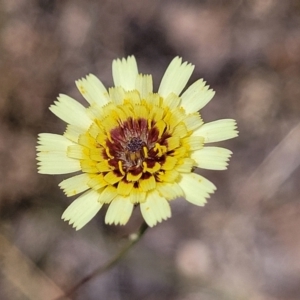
{"left": 238, "top": 122, "right": 300, "bottom": 208}
{"left": 0, "top": 233, "right": 70, "bottom": 300}
{"left": 54, "top": 222, "right": 149, "bottom": 300}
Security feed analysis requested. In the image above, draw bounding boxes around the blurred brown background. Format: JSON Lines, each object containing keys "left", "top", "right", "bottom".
{"left": 1, "top": 0, "right": 300, "bottom": 299}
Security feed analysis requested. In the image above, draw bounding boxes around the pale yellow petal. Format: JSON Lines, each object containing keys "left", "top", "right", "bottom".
{"left": 135, "top": 74, "right": 153, "bottom": 99}
{"left": 139, "top": 176, "right": 156, "bottom": 192}
{"left": 166, "top": 136, "right": 180, "bottom": 151}
{"left": 99, "top": 186, "right": 118, "bottom": 204}
{"left": 49, "top": 94, "right": 92, "bottom": 129}
{"left": 172, "top": 123, "right": 188, "bottom": 137}
{"left": 87, "top": 174, "right": 108, "bottom": 190}
{"left": 176, "top": 158, "right": 195, "bottom": 173}
{"left": 67, "top": 145, "right": 89, "bottom": 159}
{"left": 193, "top": 119, "right": 238, "bottom": 143}
{"left": 63, "top": 125, "right": 85, "bottom": 143}
{"left": 59, "top": 174, "right": 90, "bottom": 197}
{"left": 183, "top": 113, "right": 203, "bottom": 131}
{"left": 180, "top": 79, "right": 215, "bottom": 113}
{"left": 76, "top": 74, "right": 109, "bottom": 106}
{"left": 37, "top": 134, "right": 81, "bottom": 174}
{"left": 78, "top": 133, "right": 97, "bottom": 149}
{"left": 158, "top": 57, "right": 194, "bottom": 97}
{"left": 129, "top": 188, "right": 146, "bottom": 204}
{"left": 163, "top": 93, "right": 181, "bottom": 110}
{"left": 123, "top": 90, "right": 141, "bottom": 105}
{"left": 133, "top": 102, "right": 149, "bottom": 119}
{"left": 62, "top": 190, "right": 103, "bottom": 230}
{"left": 146, "top": 93, "right": 162, "bottom": 107}
{"left": 96, "top": 160, "right": 114, "bottom": 172}
{"left": 112, "top": 56, "right": 138, "bottom": 91}
{"left": 37, "top": 155, "right": 81, "bottom": 174}
{"left": 179, "top": 173, "right": 216, "bottom": 206}
{"left": 157, "top": 170, "right": 179, "bottom": 182}
{"left": 109, "top": 86, "right": 126, "bottom": 105}
{"left": 163, "top": 108, "right": 185, "bottom": 132}
{"left": 182, "top": 136, "right": 204, "bottom": 151}
{"left": 117, "top": 181, "right": 133, "bottom": 196}
{"left": 105, "top": 196, "right": 134, "bottom": 225}
{"left": 37, "top": 133, "right": 74, "bottom": 152}
{"left": 157, "top": 182, "right": 184, "bottom": 201}
{"left": 140, "top": 190, "right": 171, "bottom": 227}
{"left": 89, "top": 147, "right": 103, "bottom": 159}
{"left": 161, "top": 156, "right": 178, "bottom": 171}
{"left": 80, "top": 160, "right": 98, "bottom": 173}
{"left": 191, "top": 147, "right": 232, "bottom": 170}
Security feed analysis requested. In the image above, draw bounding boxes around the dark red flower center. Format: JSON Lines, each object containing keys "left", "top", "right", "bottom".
{"left": 127, "top": 137, "right": 144, "bottom": 152}
{"left": 102, "top": 117, "right": 171, "bottom": 179}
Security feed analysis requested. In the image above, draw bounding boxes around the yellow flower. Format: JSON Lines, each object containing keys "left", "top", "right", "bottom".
{"left": 37, "top": 56, "right": 238, "bottom": 230}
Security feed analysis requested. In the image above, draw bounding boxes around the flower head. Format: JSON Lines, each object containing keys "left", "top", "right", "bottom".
{"left": 37, "top": 56, "right": 238, "bottom": 230}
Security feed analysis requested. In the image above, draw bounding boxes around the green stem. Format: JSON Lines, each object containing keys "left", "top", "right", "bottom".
{"left": 54, "top": 222, "right": 149, "bottom": 300}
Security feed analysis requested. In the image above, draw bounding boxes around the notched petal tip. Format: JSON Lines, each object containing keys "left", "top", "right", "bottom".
{"left": 179, "top": 173, "right": 216, "bottom": 206}
{"left": 140, "top": 191, "right": 171, "bottom": 227}
{"left": 180, "top": 79, "right": 216, "bottom": 113}
{"left": 193, "top": 118, "right": 239, "bottom": 143}
{"left": 104, "top": 197, "right": 134, "bottom": 226}
{"left": 75, "top": 73, "right": 109, "bottom": 107}
{"left": 61, "top": 190, "right": 102, "bottom": 230}
{"left": 112, "top": 55, "right": 138, "bottom": 91}
{"left": 158, "top": 57, "right": 194, "bottom": 98}
{"left": 191, "top": 147, "right": 234, "bottom": 171}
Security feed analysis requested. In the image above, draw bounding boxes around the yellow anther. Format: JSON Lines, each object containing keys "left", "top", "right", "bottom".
{"left": 142, "top": 161, "right": 161, "bottom": 174}
{"left": 105, "top": 147, "right": 113, "bottom": 159}
{"left": 143, "top": 146, "right": 148, "bottom": 158}
{"left": 129, "top": 151, "right": 141, "bottom": 161}
{"left": 142, "top": 161, "right": 147, "bottom": 173}
{"left": 154, "top": 143, "right": 167, "bottom": 157}
{"left": 118, "top": 160, "right": 125, "bottom": 175}
{"left": 106, "top": 131, "right": 113, "bottom": 143}
{"left": 156, "top": 120, "right": 166, "bottom": 139}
